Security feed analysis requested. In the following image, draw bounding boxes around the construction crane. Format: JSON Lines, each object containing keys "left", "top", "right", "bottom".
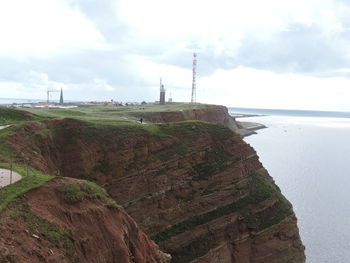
{"left": 46, "top": 88, "right": 60, "bottom": 104}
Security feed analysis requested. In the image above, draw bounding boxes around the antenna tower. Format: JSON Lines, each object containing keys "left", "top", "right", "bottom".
{"left": 191, "top": 53, "right": 197, "bottom": 103}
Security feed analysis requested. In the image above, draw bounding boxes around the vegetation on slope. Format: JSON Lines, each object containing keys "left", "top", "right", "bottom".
{"left": 0, "top": 105, "right": 301, "bottom": 263}
{"left": 156, "top": 172, "right": 294, "bottom": 263}
{"left": 152, "top": 173, "right": 293, "bottom": 243}
{"left": 0, "top": 164, "right": 53, "bottom": 211}
{"left": 57, "top": 181, "right": 118, "bottom": 207}
{"left": 0, "top": 107, "right": 40, "bottom": 124}
{"left": 5, "top": 198, "right": 76, "bottom": 261}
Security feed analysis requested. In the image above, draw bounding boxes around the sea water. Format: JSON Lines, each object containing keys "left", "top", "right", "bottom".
{"left": 0, "top": 98, "right": 42, "bottom": 104}
{"left": 229, "top": 109, "right": 350, "bottom": 263}
{"left": 0, "top": 98, "right": 86, "bottom": 105}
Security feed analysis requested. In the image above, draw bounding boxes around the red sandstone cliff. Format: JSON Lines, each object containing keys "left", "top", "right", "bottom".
{"left": 5, "top": 118, "right": 305, "bottom": 262}
{"left": 0, "top": 177, "right": 170, "bottom": 263}
{"left": 139, "top": 105, "right": 240, "bottom": 130}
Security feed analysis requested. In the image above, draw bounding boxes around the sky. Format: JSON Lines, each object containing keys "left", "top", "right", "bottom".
{"left": 1, "top": 0, "right": 350, "bottom": 110}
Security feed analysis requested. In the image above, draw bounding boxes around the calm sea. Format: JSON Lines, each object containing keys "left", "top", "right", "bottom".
{"left": 229, "top": 107, "right": 350, "bottom": 263}
{"left": 0, "top": 98, "right": 43, "bottom": 104}
{"left": 0, "top": 98, "right": 86, "bottom": 105}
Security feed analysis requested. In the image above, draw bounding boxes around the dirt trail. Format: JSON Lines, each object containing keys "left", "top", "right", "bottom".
{"left": 0, "top": 125, "right": 11, "bottom": 130}
{"left": 0, "top": 168, "right": 21, "bottom": 187}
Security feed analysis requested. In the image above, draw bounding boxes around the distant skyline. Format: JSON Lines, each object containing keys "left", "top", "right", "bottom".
{"left": 1, "top": 0, "right": 350, "bottom": 111}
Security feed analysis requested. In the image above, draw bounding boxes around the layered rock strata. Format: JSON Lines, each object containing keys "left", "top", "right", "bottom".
{"left": 6, "top": 117, "right": 305, "bottom": 262}
{"left": 139, "top": 105, "right": 240, "bottom": 130}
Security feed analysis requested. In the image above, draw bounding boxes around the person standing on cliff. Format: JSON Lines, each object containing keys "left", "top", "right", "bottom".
{"left": 139, "top": 118, "right": 143, "bottom": 123}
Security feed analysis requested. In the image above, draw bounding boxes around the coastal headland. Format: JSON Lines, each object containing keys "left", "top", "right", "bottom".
{"left": 0, "top": 103, "right": 304, "bottom": 262}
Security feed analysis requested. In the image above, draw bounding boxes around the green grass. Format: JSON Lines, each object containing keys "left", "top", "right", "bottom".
{"left": 2, "top": 107, "right": 232, "bottom": 164}
{"left": 245, "top": 198, "right": 293, "bottom": 231}
{"left": 59, "top": 183, "right": 85, "bottom": 203}
{"left": 170, "top": 237, "right": 214, "bottom": 263}
{"left": 0, "top": 125, "right": 18, "bottom": 158}
{"left": 190, "top": 149, "right": 234, "bottom": 181}
{"left": 22, "top": 103, "right": 220, "bottom": 124}
{"left": 58, "top": 181, "right": 118, "bottom": 207}
{"left": 0, "top": 107, "right": 40, "bottom": 123}
{"left": 77, "top": 103, "right": 214, "bottom": 114}
{"left": 21, "top": 103, "right": 215, "bottom": 119}
{"left": 0, "top": 163, "right": 54, "bottom": 211}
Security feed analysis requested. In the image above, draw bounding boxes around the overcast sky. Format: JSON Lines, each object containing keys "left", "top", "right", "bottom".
{"left": 1, "top": 0, "right": 350, "bottom": 110}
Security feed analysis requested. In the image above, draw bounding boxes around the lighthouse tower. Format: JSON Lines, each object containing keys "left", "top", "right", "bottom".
{"left": 159, "top": 78, "right": 165, "bottom": 105}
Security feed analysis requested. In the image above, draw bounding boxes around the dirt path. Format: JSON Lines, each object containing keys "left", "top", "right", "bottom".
{"left": 0, "top": 125, "right": 11, "bottom": 130}
{"left": 0, "top": 168, "right": 22, "bottom": 187}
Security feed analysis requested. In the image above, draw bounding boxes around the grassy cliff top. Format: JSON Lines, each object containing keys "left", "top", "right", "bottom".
{"left": 21, "top": 103, "right": 222, "bottom": 122}
{"left": 0, "top": 103, "right": 230, "bottom": 161}
{"left": 0, "top": 107, "right": 40, "bottom": 124}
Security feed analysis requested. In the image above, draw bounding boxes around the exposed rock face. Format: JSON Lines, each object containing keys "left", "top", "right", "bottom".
{"left": 6, "top": 117, "right": 305, "bottom": 262}
{"left": 140, "top": 105, "right": 240, "bottom": 130}
{"left": 0, "top": 177, "right": 170, "bottom": 263}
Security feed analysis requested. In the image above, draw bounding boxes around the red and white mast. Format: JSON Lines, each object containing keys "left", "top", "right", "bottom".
{"left": 191, "top": 53, "right": 197, "bottom": 104}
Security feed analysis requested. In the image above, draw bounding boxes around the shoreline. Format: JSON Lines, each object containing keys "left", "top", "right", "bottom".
{"left": 230, "top": 113, "right": 267, "bottom": 137}
{"left": 231, "top": 113, "right": 267, "bottom": 118}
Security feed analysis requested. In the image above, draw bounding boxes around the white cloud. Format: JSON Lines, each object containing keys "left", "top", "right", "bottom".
{"left": 1, "top": 0, "right": 350, "bottom": 110}
{"left": 198, "top": 66, "right": 350, "bottom": 111}
{"left": 0, "top": 70, "right": 68, "bottom": 100}
{"left": 117, "top": 0, "right": 350, "bottom": 56}
{"left": 93, "top": 78, "right": 115, "bottom": 91}
{"left": 0, "top": 0, "right": 106, "bottom": 56}
{"left": 130, "top": 55, "right": 191, "bottom": 87}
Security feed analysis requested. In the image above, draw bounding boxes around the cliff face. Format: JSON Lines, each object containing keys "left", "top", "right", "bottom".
{"left": 6, "top": 116, "right": 305, "bottom": 262}
{"left": 139, "top": 105, "right": 240, "bottom": 130}
{"left": 0, "top": 177, "right": 170, "bottom": 263}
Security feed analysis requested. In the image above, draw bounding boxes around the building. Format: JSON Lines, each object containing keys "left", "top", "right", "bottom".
{"left": 159, "top": 78, "right": 165, "bottom": 105}
{"left": 59, "top": 88, "right": 64, "bottom": 104}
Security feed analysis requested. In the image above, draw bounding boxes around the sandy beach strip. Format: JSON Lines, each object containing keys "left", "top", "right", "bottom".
{"left": 0, "top": 168, "right": 22, "bottom": 187}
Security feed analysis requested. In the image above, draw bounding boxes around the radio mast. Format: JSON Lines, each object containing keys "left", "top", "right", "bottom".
{"left": 191, "top": 53, "right": 197, "bottom": 104}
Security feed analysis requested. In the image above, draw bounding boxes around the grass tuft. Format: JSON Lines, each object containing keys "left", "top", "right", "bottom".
{"left": 58, "top": 181, "right": 118, "bottom": 207}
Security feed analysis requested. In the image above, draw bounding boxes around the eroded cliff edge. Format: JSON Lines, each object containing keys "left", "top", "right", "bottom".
{"left": 0, "top": 177, "right": 170, "bottom": 263}
{"left": 4, "top": 105, "right": 305, "bottom": 262}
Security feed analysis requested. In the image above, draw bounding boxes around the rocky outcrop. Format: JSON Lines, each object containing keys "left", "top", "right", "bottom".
{"left": 0, "top": 177, "right": 170, "bottom": 263}
{"left": 6, "top": 117, "right": 305, "bottom": 262}
{"left": 138, "top": 105, "right": 266, "bottom": 137}
{"left": 139, "top": 105, "right": 240, "bottom": 130}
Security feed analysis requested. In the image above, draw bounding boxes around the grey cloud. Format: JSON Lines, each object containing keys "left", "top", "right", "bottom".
{"left": 164, "top": 24, "right": 350, "bottom": 78}
{"left": 69, "top": 0, "right": 130, "bottom": 43}
{"left": 3, "top": 0, "right": 350, "bottom": 103}
{"left": 0, "top": 49, "right": 154, "bottom": 101}
{"left": 235, "top": 24, "right": 350, "bottom": 75}
{"left": 143, "top": 23, "right": 350, "bottom": 79}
